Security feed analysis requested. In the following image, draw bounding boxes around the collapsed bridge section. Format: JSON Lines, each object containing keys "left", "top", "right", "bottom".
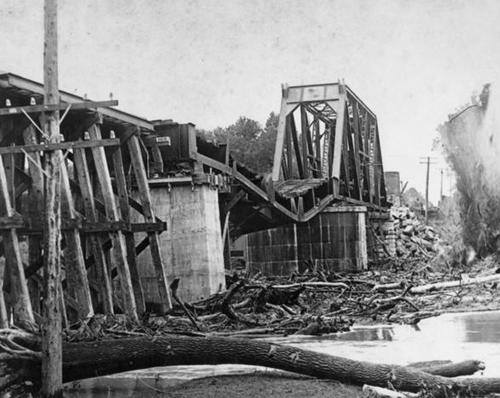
{"left": 271, "top": 82, "right": 388, "bottom": 215}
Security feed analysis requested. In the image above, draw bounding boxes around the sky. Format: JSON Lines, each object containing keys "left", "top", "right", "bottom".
{"left": 1, "top": 0, "right": 499, "bottom": 203}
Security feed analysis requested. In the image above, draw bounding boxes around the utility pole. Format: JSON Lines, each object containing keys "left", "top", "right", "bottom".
{"left": 41, "top": 0, "right": 63, "bottom": 396}
{"left": 419, "top": 156, "right": 436, "bottom": 225}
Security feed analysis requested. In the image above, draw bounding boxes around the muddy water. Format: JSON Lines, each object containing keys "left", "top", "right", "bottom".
{"left": 65, "top": 310, "right": 500, "bottom": 396}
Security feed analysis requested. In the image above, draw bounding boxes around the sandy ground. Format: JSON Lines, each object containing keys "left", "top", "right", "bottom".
{"left": 166, "top": 374, "right": 362, "bottom": 398}
{"left": 65, "top": 372, "right": 363, "bottom": 397}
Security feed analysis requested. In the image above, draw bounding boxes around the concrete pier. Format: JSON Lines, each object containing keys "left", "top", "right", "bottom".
{"left": 135, "top": 183, "right": 226, "bottom": 303}
{"left": 247, "top": 206, "right": 368, "bottom": 275}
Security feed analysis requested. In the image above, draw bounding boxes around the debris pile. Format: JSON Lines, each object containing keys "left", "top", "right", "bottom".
{"left": 390, "top": 206, "right": 439, "bottom": 258}
{"left": 55, "top": 256, "right": 500, "bottom": 348}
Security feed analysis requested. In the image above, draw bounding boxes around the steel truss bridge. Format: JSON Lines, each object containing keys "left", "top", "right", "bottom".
{"left": 196, "top": 81, "right": 389, "bottom": 237}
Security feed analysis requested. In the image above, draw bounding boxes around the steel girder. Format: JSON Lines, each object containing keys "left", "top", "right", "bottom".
{"left": 271, "top": 81, "right": 388, "bottom": 218}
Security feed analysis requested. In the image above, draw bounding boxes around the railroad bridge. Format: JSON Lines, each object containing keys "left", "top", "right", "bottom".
{"left": 0, "top": 73, "right": 389, "bottom": 325}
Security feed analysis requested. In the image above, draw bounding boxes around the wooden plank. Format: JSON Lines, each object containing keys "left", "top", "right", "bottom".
{"left": 0, "top": 215, "right": 25, "bottom": 229}
{"left": 60, "top": 158, "right": 94, "bottom": 319}
{"left": 81, "top": 221, "right": 127, "bottom": 232}
{"left": 129, "top": 222, "right": 167, "bottom": 233}
{"left": 127, "top": 132, "right": 172, "bottom": 312}
{"left": 0, "top": 138, "right": 120, "bottom": 155}
{"left": 0, "top": 99, "right": 118, "bottom": 116}
{"left": 111, "top": 146, "right": 146, "bottom": 315}
{"left": 0, "top": 146, "right": 34, "bottom": 325}
{"left": 0, "top": 73, "right": 154, "bottom": 131}
{"left": 89, "top": 124, "right": 138, "bottom": 321}
{"left": 22, "top": 126, "right": 43, "bottom": 315}
{"left": 0, "top": 278, "right": 8, "bottom": 327}
{"left": 149, "top": 143, "right": 164, "bottom": 175}
{"left": 2, "top": 146, "right": 16, "bottom": 206}
{"left": 195, "top": 152, "right": 298, "bottom": 221}
{"left": 0, "top": 219, "right": 165, "bottom": 234}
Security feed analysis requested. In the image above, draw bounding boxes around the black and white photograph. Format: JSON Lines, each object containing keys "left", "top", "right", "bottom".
{"left": 0, "top": 1, "right": 499, "bottom": 396}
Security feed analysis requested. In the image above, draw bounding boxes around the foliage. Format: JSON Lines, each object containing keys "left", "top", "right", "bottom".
{"left": 198, "top": 113, "right": 279, "bottom": 174}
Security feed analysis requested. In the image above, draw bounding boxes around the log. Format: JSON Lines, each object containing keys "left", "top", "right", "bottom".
{"left": 409, "top": 274, "right": 500, "bottom": 294}
{"left": 272, "top": 282, "right": 349, "bottom": 289}
{"left": 410, "top": 359, "right": 485, "bottom": 377}
{"left": 1, "top": 330, "right": 500, "bottom": 397}
{"left": 372, "top": 281, "right": 405, "bottom": 292}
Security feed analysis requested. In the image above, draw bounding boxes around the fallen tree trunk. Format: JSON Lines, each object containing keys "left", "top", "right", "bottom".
{"left": 409, "top": 273, "right": 500, "bottom": 294}
{"left": 372, "top": 274, "right": 500, "bottom": 295}
{"left": 1, "top": 330, "right": 498, "bottom": 397}
{"left": 412, "top": 359, "right": 485, "bottom": 377}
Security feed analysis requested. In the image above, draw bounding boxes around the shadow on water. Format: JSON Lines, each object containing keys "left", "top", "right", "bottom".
{"left": 64, "top": 310, "right": 500, "bottom": 397}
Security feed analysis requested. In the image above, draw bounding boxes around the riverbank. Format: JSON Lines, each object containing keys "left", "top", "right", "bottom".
{"left": 64, "top": 309, "right": 500, "bottom": 397}
{"left": 65, "top": 372, "right": 362, "bottom": 397}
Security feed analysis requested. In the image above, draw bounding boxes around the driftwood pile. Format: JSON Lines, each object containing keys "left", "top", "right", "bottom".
{"left": 2, "top": 258, "right": 500, "bottom": 396}
{"left": 155, "top": 257, "right": 500, "bottom": 336}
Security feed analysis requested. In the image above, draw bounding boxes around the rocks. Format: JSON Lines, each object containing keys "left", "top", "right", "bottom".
{"left": 375, "top": 206, "right": 439, "bottom": 259}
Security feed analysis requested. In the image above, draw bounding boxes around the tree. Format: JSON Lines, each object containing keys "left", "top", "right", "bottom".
{"left": 198, "top": 113, "right": 279, "bottom": 175}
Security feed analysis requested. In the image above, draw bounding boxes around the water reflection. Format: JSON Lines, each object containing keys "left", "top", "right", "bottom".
{"left": 65, "top": 310, "right": 500, "bottom": 397}
{"left": 461, "top": 312, "right": 500, "bottom": 343}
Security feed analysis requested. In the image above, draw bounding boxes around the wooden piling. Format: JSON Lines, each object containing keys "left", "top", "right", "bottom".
{"left": 60, "top": 161, "right": 94, "bottom": 319}
{"left": 111, "top": 146, "right": 146, "bottom": 314}
{"left": 128, "top": 132, "right": 172, "bottom": 312}
{"left": 88, "top": 123, "right": 138, "bottom": 322}
{"left": 0, "top": 155, "right": 34, "bottom": 326}
{"left": 73, "top": 146, "right": 114, "bottom": 314}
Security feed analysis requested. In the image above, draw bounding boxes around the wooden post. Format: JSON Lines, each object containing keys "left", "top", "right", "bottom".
{"left": 42, "top": 0, "right": 63, "bottom": 396}
{"left": 88, "top": 123, "right": 138, "bottom": 321}
{"left": 111, "top": 146, "right": 146, "bottom": 314}
{"left": 0, "top": 155, "right": 34, "bottom": 325}
{"left": 128, "top": 131, "right": 172, "bottom": 312}
{"left": 73, "top": 146, "right": 114, "bottom": 314}
{"left": 23, "top": 126, "right": 44, "bottom": 316}
{"left": 60, "top": 161, "right": 94, "bottom": 319}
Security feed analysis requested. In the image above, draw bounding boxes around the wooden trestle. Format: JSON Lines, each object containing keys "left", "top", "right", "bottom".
{"left": 0, "top": 90, "right": 171, "bottom": 326}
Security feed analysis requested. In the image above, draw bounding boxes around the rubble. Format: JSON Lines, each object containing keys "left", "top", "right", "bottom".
{"left": 381, "top": 206, "right": 440, "bottom": 259}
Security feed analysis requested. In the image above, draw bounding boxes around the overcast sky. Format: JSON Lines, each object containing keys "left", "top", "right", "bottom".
{"left": 1, "top": 0, "right": 499, "bottom": 203}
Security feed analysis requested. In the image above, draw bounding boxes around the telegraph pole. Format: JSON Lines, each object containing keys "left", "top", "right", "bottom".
{"left": 419, "top": 156, "right": 436, "bottom": 225}
{"left": 425, "top": 157, "right": 430, "bottom": 224}
{"left": 41, "top": 0, "right": 63, "bottom": 396}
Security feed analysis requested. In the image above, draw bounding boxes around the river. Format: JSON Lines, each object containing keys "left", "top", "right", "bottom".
{"left": 65, "top": 310, "right": 500, "bottom": 396}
